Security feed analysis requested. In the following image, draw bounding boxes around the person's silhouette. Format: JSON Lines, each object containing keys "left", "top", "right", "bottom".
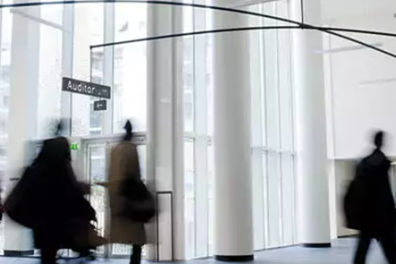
{"left": 346, "top": 131, "right": 396, "bottom": 264}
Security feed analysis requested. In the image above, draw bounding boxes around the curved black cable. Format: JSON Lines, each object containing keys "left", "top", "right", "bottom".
{"left": 90, "top": 25, "right": 396, "bottom": 60}
{"left": 90, "top": 26, "right": 300, "bottom": 49}
{"left": 0, "top": 0, "right": 395, "bottom": 59}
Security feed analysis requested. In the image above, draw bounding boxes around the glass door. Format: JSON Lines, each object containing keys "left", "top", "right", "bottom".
{"left": 87, "top": 145, "right": 108, "bottom": 256}
{"left": 85, "top": 137, "right": 147, "bottom": 258}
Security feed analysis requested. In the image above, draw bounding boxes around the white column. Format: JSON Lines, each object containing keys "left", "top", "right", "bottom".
{"left": 290, "top": 0, "right": 331, "bottom": 247}
{"left": 4, "top": 3, "right": 40, "bottom": 255}
{"left": 146, "top": 2, "right": 184, "bottom": 261}
{"left": 212, "top": 1, "right": 253, "bottom": 260}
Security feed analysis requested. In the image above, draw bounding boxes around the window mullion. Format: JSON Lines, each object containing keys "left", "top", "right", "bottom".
{"left": 193, "top": 0, "right": 209, "bottom": 257}
{"left": 102, "top": 3, "right": 114, "bottom": 135}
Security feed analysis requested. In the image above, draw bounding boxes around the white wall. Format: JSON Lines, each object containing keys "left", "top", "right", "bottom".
{"left": 329, "top": 160, "right": 358, "bottom": 238}
{"left": 321, "top": 0, "right": 396, "bottom": 23}
{"left": 324, "top": 13, "right": 396, "bottom": 159}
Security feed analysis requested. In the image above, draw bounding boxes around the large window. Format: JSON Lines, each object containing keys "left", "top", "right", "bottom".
{"left": 182, "top": 0, "right": 213, "bottom": 259}
{"left": 249, "top": 1, "right": 296, "bottom": 250}
{"left": 37, "top": 24, "right": 63, "bottom": 138}
{"left": 72, "top": 4, "right": 104, "bottom": 136}
{"left": 113, "top": 3, "right": 147, "bottom": 133}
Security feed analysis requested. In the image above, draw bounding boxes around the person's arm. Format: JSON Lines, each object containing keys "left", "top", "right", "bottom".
{"left": 96, "top": 181, "right": 110, "bottom": 187}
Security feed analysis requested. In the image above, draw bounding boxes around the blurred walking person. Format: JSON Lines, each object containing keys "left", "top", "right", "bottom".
{"left": 344, "top": 131, "right": 396, "bottom": 264}
{"left": 99, "top": 121, "right": 154, "bottom": 264}
{"left": 4, "top": 124, "right": 98, "bottom": 264}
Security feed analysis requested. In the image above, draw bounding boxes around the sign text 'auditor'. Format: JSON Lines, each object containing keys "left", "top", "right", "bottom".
{"left": 62, "top": 77, "right": 111, "bottom": 99}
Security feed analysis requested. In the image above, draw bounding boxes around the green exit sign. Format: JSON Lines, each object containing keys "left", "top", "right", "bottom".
{"left": 70, "top": 143, "right": 80, "bottom": 150}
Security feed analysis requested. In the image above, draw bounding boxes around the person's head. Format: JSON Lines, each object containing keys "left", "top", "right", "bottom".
{"left": 52, "top": 118, "right": 68, "bottom": 137}
{"left": 123, "top": 120, "right": 133, "bottom": 141}
{"left": 373, "top": 130, "right": 385, "bottom": 149}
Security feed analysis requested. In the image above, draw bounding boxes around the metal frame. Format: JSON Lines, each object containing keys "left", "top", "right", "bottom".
{"left": 155, "top": 191, "right": 174, "bottom": 262}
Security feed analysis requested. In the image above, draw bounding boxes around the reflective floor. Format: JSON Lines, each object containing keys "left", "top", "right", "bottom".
{"left": 0, "top": 238, "right": 388, "bottom": 264}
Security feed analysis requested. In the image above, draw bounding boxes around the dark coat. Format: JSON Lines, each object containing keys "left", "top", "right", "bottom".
{"left": 344, "top": 149, "right": 396, "bottom": 234}
{"left": 28, "top": 137, "right": 95, "bottom": 249}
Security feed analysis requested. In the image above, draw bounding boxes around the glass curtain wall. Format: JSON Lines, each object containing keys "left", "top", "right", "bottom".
{"left": 249, "top": 1, "right": 296, "bottom": 250}
{"left": 182, "top": 0, "right": 214, "bottom": 259}
{"left": 1, "top": 0, "right": 148, "bottom": 255}
{"left": 183, "top": 0, "right": 296, "bottom": 258}
{"left": 20, "top": 2, "right": 148, "bottom": 138}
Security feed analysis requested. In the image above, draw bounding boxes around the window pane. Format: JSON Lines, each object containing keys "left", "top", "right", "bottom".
{"left": 72, "top": 4, "right": 104, "bottom": 136}
{"left": 183, "top": 3, "right": 194, "bottom": 133}
{"left": 37, "top": 25, "right": 62, "bottom": 138}
{"left": 263, "top": 20, "right": 280, "bottom": 150}
{"left": 280, "top": 154, "right": 295, "bottom": 245}
{"left": 267, "top": 152, "right": 281, "bottom": 247}
{"left": 40, "top": 3, "right": 63, "bottom": 25}
{"left": 252, "top": 148, "right": 264, "bottom": 250}
{"left": 184, "top": 140, "right": 195, "bottom": 259}
{"left": 89, "top": 146, "right": 106, "bottom": 255}
{"left": 113, "top": 3, "right": 147, "bottom": 132}
{"left": 208, "top": 144, "right": 214, "bottom": 255}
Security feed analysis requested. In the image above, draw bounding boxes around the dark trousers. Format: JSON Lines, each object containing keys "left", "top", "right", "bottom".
{"left": 41, "top": 246, "right": 58, "bottom": 264}
{"left": 130, "top": 245, "right": 142, "bottom": 264}
{"left": 354, "top": 230, "right": 396, "bottom": 264}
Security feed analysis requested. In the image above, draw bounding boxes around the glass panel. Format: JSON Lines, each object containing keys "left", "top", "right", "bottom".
{"left": 207, "top": 144, "right": 214, "bottom": 255}
{"left": 252, "top": 148, "right": 264, "bottom": 250}
{"left": 184, "top": 140, "right": 195, "bottom": 259}
{"left": 263, "top": 15, "right": 280, "bottom": 151}
{"left": 113, "top": 3, "right": 147, "bottom": 133}
{"left": 280, "top": 154, "right": 295, "bottom": 245}
{"left": 72, "top": 4, "right": 104, "bottom": 137}
{"left": 262, "top": 153, "right": 269, "bottom": 247}
{"left": 137, "top": 145, "right": 147, "bottom": 180}
{"left": 40, "top": 3, "right": 63, "bottom": 24}
{"left": 267, "top": 152, "right": 281, "bottom": 248}
{"left": 37, "top": 24, "right": 62, "bottom": 138}
{"left": 183, "top": 8, "right": 194, "bottom": 133}
{"left": 89, "top": 146, "right": 106, "bottom": 255}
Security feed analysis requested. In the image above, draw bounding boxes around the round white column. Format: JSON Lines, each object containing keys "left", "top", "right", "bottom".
{"left": 290, "top": 0, "right": 331, "bottom": 247}
{"left": 212, "top": 1, "right": 253, "bottom": 261}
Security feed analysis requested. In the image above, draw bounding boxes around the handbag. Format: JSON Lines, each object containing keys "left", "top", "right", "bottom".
{"left": 120, "top": 176, "right": 156, "bottom": 223}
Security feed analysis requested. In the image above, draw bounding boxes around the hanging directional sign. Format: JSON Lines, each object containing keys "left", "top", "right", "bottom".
{"left": 62, "top": 77, "right": 111, "bottom": 99}
{"left": 94, "top": 100, "right": 107, "bottom": 111}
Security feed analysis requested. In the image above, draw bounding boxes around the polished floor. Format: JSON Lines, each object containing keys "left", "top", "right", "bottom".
{"left": 0, "top": 238, "right": 390, "bottom": 264}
